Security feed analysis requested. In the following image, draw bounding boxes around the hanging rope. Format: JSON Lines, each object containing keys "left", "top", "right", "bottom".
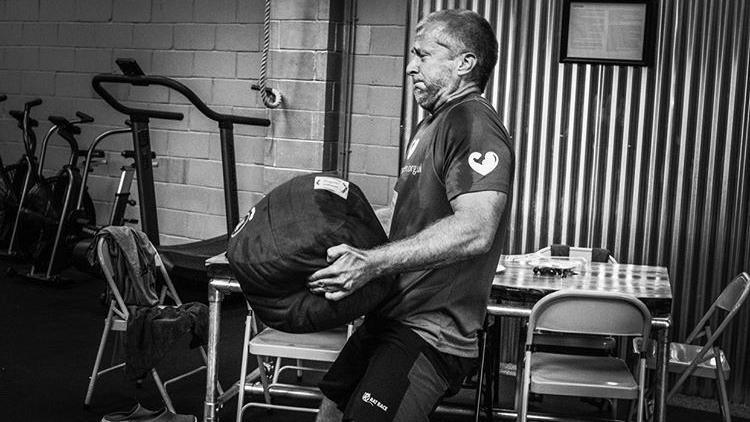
{"left": 257, "top": 0, "right": 282, "bottom": 108}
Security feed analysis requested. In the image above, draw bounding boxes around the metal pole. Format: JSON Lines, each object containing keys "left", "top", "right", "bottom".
{"left": 204, "top": 283, "right": 224, "bottom": 422}
{"left": 219, "top": 122, "right": 240, "bottom": 233}
{"left": 654, "top": 321, "right": 670, "bottom": 422}
{"left": 130, "top": 117, "right": 160, "bottom": 245}
{"left": 6, "top": 155, "right": 35, "bottom": 254}
{"left": 45, "top": 166, "right": 76, "bottom": 279}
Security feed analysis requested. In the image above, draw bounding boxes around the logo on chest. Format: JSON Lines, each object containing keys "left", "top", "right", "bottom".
{"left": 468, "top": 151, "right": 499, "bottom": 176}
{"left": 406, "top": 138, "right": 421, "bottom": 159}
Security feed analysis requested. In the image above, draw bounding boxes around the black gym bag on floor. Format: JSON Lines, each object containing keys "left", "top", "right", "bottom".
{"left": 226, "top": 173, "right": 396, "bottom": 333}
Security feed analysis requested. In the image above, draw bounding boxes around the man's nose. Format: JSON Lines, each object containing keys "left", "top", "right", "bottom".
{"left": 406, "top": 58, "right": 418, "bottom": 75}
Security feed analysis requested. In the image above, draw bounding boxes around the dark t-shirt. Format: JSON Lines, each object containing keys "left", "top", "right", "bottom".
{"left": 377, "top": 91, "right": 514, "bottom": 357}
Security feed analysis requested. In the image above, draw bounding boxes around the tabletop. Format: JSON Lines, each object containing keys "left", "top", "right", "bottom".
{"left": 493, "top": 257, "right": 673, "bottom": 316}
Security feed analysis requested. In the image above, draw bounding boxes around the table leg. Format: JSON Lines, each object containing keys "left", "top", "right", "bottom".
{"left": 513, "top": 318, "right": 526, "bottom": 415}
{"left": 654, "top": 323, "right": 670, "bottom": 422}
{"left": 204, "top": 284, "right": 224, "bottom": 422}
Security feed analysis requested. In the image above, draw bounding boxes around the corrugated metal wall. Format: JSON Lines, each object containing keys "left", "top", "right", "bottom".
{"left": 405, "top": 0, "right": 750, "bottom": 405}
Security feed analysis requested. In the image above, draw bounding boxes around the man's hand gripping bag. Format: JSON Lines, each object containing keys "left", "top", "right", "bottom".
{"left": 226, "top": 174, "right": 395, "bottom": 333}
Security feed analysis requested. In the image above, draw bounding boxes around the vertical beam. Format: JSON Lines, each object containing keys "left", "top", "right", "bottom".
{"left": 130, "top": 117, "right": 160, "bottom": 245}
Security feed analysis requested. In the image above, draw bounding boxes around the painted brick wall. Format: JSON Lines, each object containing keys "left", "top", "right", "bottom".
{"left": 0, "top": 0, "right": 406, "bottom": 245}
{"left": 347, "top": 0, "right": 406, "bottom": 208}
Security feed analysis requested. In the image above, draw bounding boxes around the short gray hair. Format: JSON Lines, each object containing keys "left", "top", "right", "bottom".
{"left": 417, "top": 9, "right": 498, "bottom": 90}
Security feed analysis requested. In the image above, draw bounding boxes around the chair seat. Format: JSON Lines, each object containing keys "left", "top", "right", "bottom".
{"left": 634, "top": 338, "right": 732, "bottom": 379}
{"left": 530, "top": 352, "right": 639, "bottom": 399}
{"left": 663, "top": 342, "right": 730, "bottom": 379}
{"left": 248, "top": 327, "right": 348, "bottom": 362}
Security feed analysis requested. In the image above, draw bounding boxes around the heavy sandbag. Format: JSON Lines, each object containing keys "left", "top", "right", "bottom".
{"left": 226, "top": 173, "right": 395, "bottom": 333}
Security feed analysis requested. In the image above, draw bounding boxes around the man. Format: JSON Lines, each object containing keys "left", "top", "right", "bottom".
{"left": 308, "top": 9, "right": 514, "bottom": 422}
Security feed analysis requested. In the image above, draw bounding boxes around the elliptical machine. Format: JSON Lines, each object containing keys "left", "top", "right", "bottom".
{"left": 1, "top": 98, "right": 42, "bottom": 254}
{"left": 92, "top": 58, "right": 271, "bottom": 282}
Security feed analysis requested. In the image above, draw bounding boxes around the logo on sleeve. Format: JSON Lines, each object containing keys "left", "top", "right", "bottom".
{"left": 468, "top": 151, "right": 499, "bottom": 176}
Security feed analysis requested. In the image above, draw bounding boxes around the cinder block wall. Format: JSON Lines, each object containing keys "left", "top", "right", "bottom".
{"left": 0, "top": 0, "right": 405, "bottom": 245}
{"left": 346, "top": 0, "right": 406, "bottom": 208}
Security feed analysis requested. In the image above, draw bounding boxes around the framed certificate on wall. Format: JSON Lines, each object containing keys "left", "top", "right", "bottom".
{"left": 560, "top": 0, "right": 657, "bottom": 66}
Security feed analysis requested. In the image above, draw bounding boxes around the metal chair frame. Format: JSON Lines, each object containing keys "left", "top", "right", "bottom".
{"left": 84, "top": 235, "right": 213, "bottom": 412}
{"left": 235, "top": 307, "right": 355, "bottom": 421}
{"left": 663, "top": 272, "right": 750, "bottom": 422}
{"left": 518, "top": 290, "right": 652, "bottom": 422}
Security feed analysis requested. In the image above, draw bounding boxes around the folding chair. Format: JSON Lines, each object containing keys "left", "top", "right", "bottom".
{"left": 518, "top": 290, "right": 652, "bottom": 422}
{"left": 84, "top": 234, "right": 211, "bottom": 412}
{"left": 235, "top": 306, "right": 354, "bottom": 421}
{"left": 531, "top": 245, "right": 619, "bottom": 353}
{"left": 655, "top": 272, "right": 749, "bottom": 422}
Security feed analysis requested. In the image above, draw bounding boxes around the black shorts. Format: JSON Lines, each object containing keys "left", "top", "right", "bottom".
{"left": 318, "top": 318, "right": 475, "bottom": 422}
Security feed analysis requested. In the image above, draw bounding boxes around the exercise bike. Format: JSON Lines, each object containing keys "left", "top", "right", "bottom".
{"left": 11, "top": 119, "right": 154, "bottom": 281}
{"left": 1, "top": 98, "right": 42, "bottom": 253}
{"left": 69, "top": 123, "right": 155, "bottom": 272}
{"left": 12, "top": 112, "right": 97, "bottom": 282}
{"left": 92, "top": 58, "right": 271, "bottom": 283}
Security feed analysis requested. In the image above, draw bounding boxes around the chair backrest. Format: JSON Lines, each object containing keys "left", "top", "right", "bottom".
{"left": 526, "top": 290, "right": 652, "bottom": 349}
{"left": 715, "top": 272, "right": 750, "bottom": 312}
{"left": 535, "top": 244, "right": 617, "bottom": 264}
{"left": 96, "top": 231, "right": 182, "bottom": 319}
{"left": 687, "top": 272, "right": 750, "bottom": 344}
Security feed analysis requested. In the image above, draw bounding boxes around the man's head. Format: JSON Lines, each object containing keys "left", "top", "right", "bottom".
{"left": 407, "top": 9, "right": 498, "bottom": 111}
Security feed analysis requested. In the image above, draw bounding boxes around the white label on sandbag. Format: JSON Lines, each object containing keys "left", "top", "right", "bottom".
{"left": 314, "top": 176, "right": 349, "bottom": 199}
{"left": 231, "top": 207, "right": 255, "bottom": 238}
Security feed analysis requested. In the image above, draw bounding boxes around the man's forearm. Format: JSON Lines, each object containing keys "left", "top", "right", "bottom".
{"left": 366, "top": 211, "right": 493, "bottom": 277}
{"left": 366, "top": 191, "right": 506, "bottom": 277}
{"left": 307, "top": 191, "right": 506, "bottom": 301}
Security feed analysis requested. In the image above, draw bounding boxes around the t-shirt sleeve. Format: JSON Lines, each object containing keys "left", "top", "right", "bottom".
{"left": 439, "top": 100, "right": 514, "bottom": 201}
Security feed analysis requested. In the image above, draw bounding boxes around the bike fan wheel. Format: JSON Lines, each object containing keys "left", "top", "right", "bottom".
{"left": 16, "top": 170, "right": 94, "bottom": 273}
{"left": 0, "top": 159, "right": 31, "bottom": 244}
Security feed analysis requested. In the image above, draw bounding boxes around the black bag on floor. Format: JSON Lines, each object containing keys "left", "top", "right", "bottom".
{"left": 226, "top": 173, "right": 395, "bottom": 333}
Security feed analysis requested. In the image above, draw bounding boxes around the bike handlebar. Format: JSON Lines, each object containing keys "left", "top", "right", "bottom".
{"left": 48, "top": 112, "right": 95, "bottom": 136}
{"left": 49, "top": 116, "right": 82, "bottom": 135}
{"left": 25, "top": 98, "right": 42, "bottom": 109}
{"left": 76, "top": 111, "right": 95, "bottom": 123}
{"left": 92, "top": 71, "right": 270, "bottom": 127}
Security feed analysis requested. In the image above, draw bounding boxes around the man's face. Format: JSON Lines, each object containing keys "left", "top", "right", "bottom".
{"left": 406, "top": 24, "right": 462, "bottom": 111}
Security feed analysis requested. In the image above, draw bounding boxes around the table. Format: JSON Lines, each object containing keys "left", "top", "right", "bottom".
{"left": 202, "top": 254, "right": 673, "bottom": 422}
{"left": 488, "top": 258, "right": 672, "bottom": 422}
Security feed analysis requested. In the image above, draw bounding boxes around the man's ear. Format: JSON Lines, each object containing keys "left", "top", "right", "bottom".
{"left": 456, "top": 52, "right": 477, "bottom": 76}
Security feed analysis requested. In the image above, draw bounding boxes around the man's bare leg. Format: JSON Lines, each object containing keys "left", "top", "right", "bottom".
{"left": 316, "top": 397, "right": 343, "bottom": 422}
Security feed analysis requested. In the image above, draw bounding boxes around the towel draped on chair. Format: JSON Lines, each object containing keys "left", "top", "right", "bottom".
{"left": 94, "top": 226, "right": 208, "bottom": 380}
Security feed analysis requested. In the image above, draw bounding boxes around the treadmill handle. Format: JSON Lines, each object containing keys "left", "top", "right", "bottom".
{"left": 92, "top": 74, "right": 184, "bottom": 121}
{"left": 92, "top": 69, "right": 270, "bottom": 127}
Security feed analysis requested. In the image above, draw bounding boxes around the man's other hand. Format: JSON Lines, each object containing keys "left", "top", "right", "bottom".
{"left": 307, "top": 244, "right": 377, "bottom": 301}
